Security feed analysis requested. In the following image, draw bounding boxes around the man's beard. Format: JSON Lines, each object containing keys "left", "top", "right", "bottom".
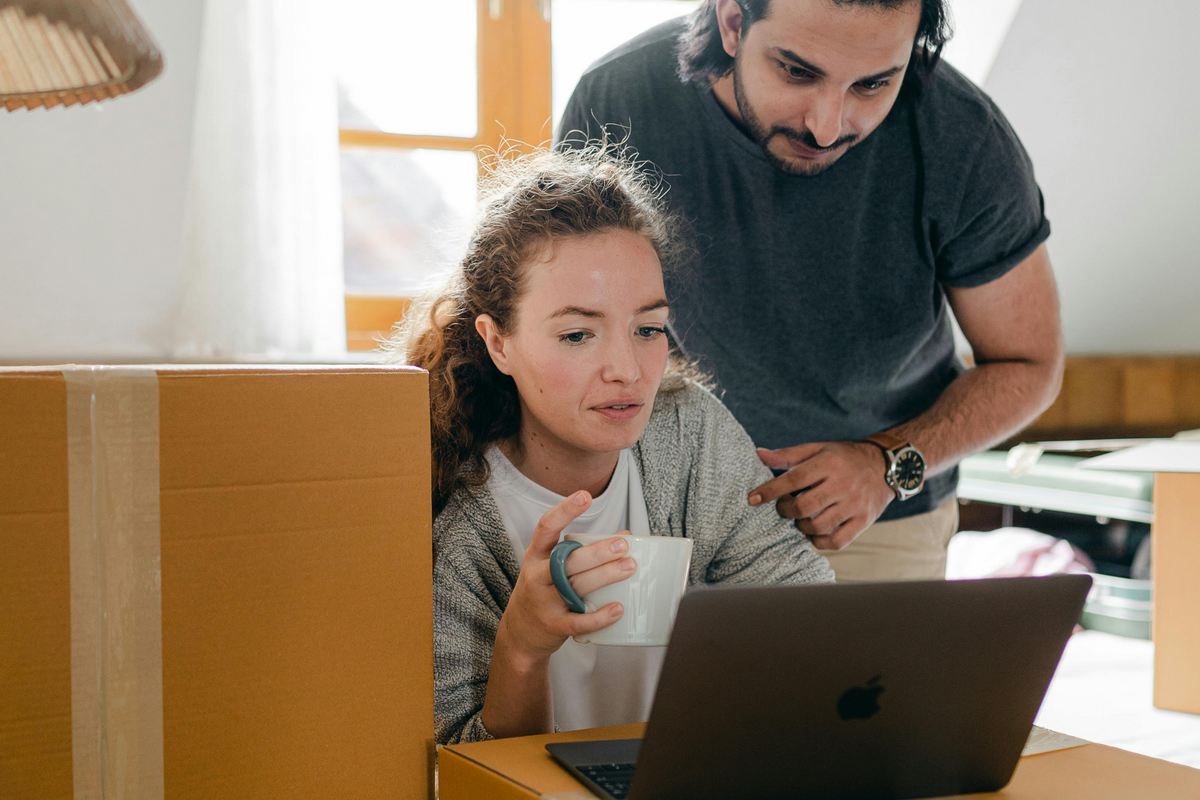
{"left": 732, "top": 53, "right": 858, "bottom": 177}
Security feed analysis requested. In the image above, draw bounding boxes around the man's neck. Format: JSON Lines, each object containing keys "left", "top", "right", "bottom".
{"left": 710, "top": 74, "right": 747, "bottom": 133}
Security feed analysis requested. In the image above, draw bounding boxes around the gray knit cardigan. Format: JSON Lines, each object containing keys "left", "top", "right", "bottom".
{"left": 433, "top": 378, "right": 835, "bottom": 744}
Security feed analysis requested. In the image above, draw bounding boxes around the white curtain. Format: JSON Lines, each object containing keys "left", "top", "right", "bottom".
{"left": 173, "top": 0, "right": 344, "bottom": 359}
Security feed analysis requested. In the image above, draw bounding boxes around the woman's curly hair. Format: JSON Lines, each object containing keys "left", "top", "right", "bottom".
{"left": 387, "top": 143, "right": 702, "bottom": 514}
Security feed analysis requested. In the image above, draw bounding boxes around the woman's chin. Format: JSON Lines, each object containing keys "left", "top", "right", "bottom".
{"left": 577, "top": 419, "right": 649, "bottom": 454}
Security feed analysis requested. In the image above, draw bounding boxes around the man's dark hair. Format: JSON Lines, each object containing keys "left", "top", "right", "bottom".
{"left": 676, "top": 0, "right": 952, "bottom": 84}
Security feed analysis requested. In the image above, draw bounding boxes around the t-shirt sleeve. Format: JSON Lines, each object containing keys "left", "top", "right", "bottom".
{"left": 555, "top": 75, "right": 594, "bottom": 148}
{"left": 557, "top": 70, "right": 632, "bottom": 150}
{"left": 935, "top": 110, "right": 1051, "bottom": 288}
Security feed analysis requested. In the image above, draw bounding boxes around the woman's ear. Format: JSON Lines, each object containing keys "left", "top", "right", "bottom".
{"left": 475, "top": 314, "right": 513, "bottom": 375}
{"left": 714, "top": 0, "right": 744, "bottom": 58}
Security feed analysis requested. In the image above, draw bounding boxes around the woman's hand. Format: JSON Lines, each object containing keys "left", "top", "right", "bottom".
{"left": 498, "top": 490, "right": 637, "bottom": 662}
{"left": 482, "top": 490, "right": 637, "bottom": 737}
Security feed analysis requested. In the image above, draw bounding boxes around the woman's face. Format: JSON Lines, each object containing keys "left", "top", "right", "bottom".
{"left": 477, "top": 228, "right": 670, "bottom": 459}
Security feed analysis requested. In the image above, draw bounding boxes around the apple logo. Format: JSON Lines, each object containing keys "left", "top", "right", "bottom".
{"left": 837, "top": 675, "right": 884, "bottom": 721}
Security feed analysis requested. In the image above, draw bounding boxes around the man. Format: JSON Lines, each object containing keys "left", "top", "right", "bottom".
{"left": 556, "top": 0, "right": 1063, "bottom": 581}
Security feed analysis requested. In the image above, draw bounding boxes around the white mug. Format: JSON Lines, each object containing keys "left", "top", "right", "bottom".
{"left": 549, "top": 533, "right": 693, "bottom": 646}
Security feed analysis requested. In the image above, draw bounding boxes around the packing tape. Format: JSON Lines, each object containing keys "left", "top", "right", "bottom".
{"left": 65, "top": 368, "right": 164, "bottom": 799}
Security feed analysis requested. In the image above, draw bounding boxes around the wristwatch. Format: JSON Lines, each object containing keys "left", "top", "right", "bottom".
{"left": 864, "top": 433, "right": 926, "bottom": 501}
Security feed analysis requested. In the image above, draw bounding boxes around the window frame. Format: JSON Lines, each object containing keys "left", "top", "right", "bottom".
{"left": 340, "top": 0, "right": 552, "bottom": 351}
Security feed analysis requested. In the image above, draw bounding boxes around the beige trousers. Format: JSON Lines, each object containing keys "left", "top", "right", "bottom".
{"left": 820, "top": 497, "right": 960, "bottom": 583}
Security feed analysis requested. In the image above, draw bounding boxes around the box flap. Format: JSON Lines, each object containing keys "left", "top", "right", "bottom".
{"left": 1080, "top": 441, "right": 1200, "bottom": 473}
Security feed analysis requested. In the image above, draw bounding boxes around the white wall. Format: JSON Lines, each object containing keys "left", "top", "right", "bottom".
{"left": 984, "top": 0, "right": 1200, "bottom": 353}
{"left": 942, "top": 0, "right": 1024, "bottom": 86}
{"left": 1, "top": 1, "right": 1196, "bottom": 360}
{"left": 0, "top": 0, "right": 204, "bottom": 361}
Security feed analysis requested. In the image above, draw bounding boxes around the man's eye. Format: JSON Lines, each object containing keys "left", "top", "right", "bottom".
{"left": 560, "top": 331, "right": 590, "bottom": 344}
{"left": 780, "top": 62, "right": 815, "bottom": 81}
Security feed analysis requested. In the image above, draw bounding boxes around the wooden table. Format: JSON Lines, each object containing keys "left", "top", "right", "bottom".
{"left": 438, "top": 723, "right": 1200, "bottom": 799}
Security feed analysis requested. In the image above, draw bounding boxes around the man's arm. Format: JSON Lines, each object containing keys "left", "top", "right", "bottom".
{"left": 891, "top": 243, "right": 1063, "bottom": 475}
{"left": 750, "top": 244, "right": 1064, "bottom": 550}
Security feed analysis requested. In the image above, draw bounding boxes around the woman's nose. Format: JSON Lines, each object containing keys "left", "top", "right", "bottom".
{"left": 601, "top": 338, "right": 640, "bottom": 383}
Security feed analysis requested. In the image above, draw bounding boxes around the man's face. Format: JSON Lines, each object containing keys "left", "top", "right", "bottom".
{"left": 718, "top": 0, "right": 923, "bottom": 176}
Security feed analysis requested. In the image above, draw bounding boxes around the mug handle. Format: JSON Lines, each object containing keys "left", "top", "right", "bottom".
{"left": 548, "top": 540, "right": 587, "bottom": 613}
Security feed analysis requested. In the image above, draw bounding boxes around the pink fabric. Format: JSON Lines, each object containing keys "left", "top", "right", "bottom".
{"left": 947, "top": 528, "right": 1094, "bottom": 580}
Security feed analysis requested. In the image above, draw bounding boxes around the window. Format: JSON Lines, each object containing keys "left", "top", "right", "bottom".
{"left": 334, "top": 0, "right": 698, "bottom": 350}
{"left": 551, "top": 0, "right": 700, "bottom": 126}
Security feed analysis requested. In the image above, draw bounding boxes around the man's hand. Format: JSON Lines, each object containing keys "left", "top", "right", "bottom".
{"left": 748, "top": 441, "right": 895, "bottom": 551}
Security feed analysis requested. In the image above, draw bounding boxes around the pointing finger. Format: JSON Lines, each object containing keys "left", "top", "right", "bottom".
{"left": 756, "top": 442, "right": 823, "bottom": 469}
{"left": 749, "top": 465, "right": 822, "bottom": 506}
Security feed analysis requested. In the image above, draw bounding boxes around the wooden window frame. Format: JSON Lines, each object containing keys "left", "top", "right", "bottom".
{"left": 341, "top": 0, "right": 552, "bottom": 351}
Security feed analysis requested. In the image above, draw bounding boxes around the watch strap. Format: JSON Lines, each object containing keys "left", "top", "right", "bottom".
{"left": 864, "top": 432, "right": 907, "bottom": 453}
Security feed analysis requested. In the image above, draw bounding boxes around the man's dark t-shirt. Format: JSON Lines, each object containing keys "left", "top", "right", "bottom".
{"left": 556, "top": 18, "right": 1050, "bottom": 521}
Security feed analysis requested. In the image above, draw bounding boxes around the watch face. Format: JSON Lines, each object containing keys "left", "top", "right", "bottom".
{"left": 894, "top": 449, "right": 925, "bottom": 491}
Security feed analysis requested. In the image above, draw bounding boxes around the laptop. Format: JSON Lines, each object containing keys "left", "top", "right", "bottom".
{"left": 547, "top": 574, "right": 1091, "bottom": 799}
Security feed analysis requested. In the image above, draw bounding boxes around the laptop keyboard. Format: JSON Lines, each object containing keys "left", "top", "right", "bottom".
{"left": 578, "top": 762, "right": 637, "bottom": 799}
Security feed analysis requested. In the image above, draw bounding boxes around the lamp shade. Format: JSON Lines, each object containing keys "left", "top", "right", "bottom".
{"left": 0, "top": 0, "right": 163, "bottom": 111}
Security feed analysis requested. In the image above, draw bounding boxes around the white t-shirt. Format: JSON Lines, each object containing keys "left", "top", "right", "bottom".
{"left": 484, "top": 444, "right": 666, "bottom": 732}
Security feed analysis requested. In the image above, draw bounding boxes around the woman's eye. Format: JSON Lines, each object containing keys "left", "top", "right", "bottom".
{"left": 636, "top": 326, "right": 666, "bottom": 339}
{"left": 560, "top": 331, "right": 590, "bottom": 344}
{"left": 858, "top": 78, "right": 889, "bottom": 93}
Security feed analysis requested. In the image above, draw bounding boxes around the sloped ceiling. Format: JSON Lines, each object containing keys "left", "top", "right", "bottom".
{"left": 983, "top": 0, "right": 1200, "bottom": 353}
{"left": 942, "top": 0, "right": 1025, "bottom": 86}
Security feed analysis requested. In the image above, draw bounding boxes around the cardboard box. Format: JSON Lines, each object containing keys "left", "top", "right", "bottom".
{"left": 0, "top": 365, "right": 433, "bottom": 799}
{"left": 1083, "top": 441, "right": 1200, "bottom": 713}
{"left": 438, "top": 723, "right": 1200, "bottom": 799}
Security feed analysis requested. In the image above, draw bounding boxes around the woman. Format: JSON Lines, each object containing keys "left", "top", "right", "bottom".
{"left": 392, "top": 145, "right": 833, "bottom": 745}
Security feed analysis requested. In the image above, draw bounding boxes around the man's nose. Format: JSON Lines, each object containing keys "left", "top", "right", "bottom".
{"left": 804, "top": 87, "right": 845, "bottom": 148}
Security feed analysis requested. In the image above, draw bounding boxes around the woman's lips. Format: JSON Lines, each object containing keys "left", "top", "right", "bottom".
{"left": 592, "top": 403, "right": 643, "bottom": 421}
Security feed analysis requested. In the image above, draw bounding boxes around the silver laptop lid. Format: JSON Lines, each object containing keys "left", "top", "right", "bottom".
{"left": 631, "top": 575, "right": 1091, "bottom": 800}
